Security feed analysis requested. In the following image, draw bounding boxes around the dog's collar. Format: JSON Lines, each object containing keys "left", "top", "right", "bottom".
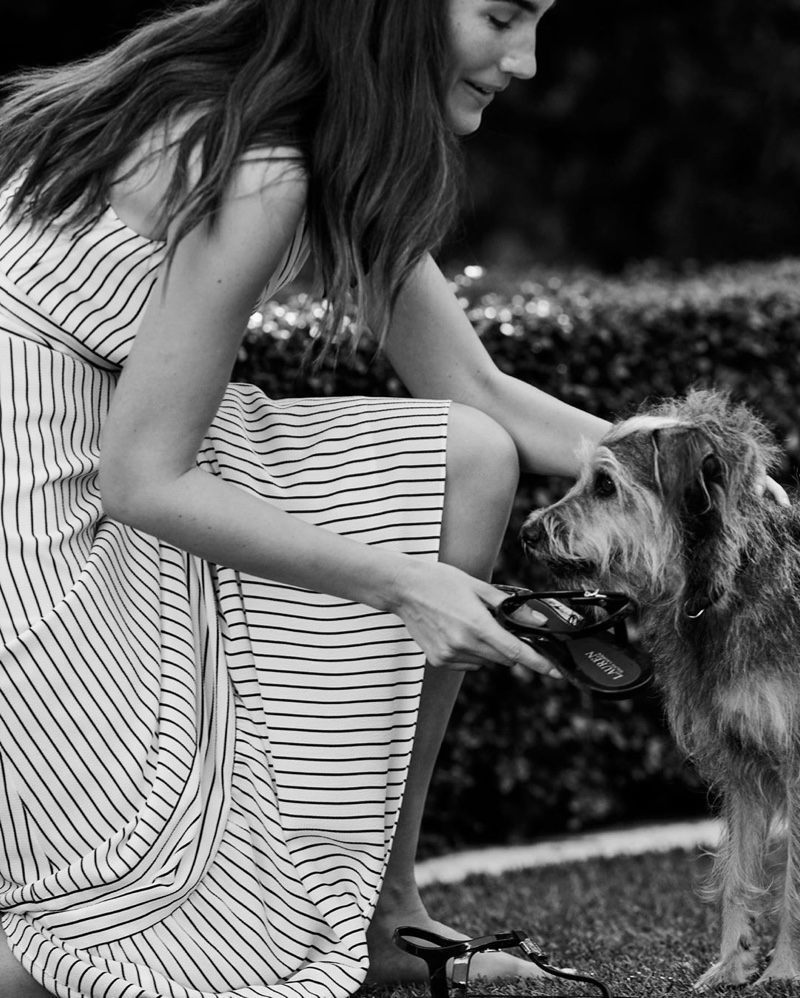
{"left": 684, "top": 587, "right": 726, "bottom": 619}
{"left": 684, "top": 542, "right": 752, "bottom": 619}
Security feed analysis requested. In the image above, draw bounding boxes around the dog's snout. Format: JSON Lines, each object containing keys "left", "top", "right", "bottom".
{"left": 520, "top": 514, "right": 546, "bottom": 550}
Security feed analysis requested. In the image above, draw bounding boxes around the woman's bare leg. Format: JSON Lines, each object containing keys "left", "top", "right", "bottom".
{"left": 0, "top": 925, "right": 52, "bottom": 996}
{"left": 367, "top": 403, "right": 543, "bottom": 982}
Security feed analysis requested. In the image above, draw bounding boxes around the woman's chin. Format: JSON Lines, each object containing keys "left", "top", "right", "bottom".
{"left": 447, "top": 110, "right": 483, "bottom": 135}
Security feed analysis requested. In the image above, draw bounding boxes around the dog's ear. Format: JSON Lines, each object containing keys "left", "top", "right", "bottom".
{"left": 653, "top": 426, "right": 734, "bottom": 616}
{"left": 690, "top": 450, "right": 725, "bottom": 518}
{"left": 652, "top": 427, "right": 726, "bottom": 523}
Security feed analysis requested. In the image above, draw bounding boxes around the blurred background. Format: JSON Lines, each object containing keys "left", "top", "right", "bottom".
{"left": 3, "top": 0, "right": 800, "bottom": 274}
{"left": 4, "top": 0, "right": 800, "bottom": 855}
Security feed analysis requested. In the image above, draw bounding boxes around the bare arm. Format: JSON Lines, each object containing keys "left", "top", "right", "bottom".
{"left": 385, "top": 258, "right": 793, "bottom": 506}
{"left": 99, "top": 160, "right": 554, "bottom": 674}
{"left": 384, "top": 255, "right": 609, "bottom": 476}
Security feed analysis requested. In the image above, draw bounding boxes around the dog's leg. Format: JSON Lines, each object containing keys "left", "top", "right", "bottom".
{"left": 694, "top": 788, "right": 769, "bottom": 990}
{"left": 756, "top": 781, "right": 800, "bottom": 984}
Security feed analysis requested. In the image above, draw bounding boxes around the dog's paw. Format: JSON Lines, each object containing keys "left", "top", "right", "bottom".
{"left": 693, "top": 951, "right": 757, "bottom": 991}
{"left": 755, "top": 950, "right": 800, "bottom": 985}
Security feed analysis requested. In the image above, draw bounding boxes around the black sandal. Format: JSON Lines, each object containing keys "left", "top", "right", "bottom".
{"left": 493, "top": 587, "right": 653, "bottom": 700}
{"left": 393, "top": 926, "right": 614, "bottom": 998}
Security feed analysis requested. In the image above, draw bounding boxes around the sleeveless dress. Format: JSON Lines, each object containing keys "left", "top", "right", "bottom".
{"left": 0, "top": 183, "right": 450, "bottom": 998}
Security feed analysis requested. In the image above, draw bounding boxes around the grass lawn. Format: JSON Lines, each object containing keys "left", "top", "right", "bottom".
{"left": 358, "top": 848, "right": 800, "bottom": 998}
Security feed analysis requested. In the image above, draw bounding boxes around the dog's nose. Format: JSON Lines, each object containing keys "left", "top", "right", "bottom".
{"left": 520, "top": 515, "right": 545, "bottom": 550}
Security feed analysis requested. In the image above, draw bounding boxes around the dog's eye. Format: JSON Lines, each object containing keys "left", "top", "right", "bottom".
{"left": 593, "top": 471, "right": 616, "bottom": 498}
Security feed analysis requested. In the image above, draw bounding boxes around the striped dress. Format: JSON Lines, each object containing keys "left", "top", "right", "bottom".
{"left": 0, "top": 184, "right": 449, "bottom": 998}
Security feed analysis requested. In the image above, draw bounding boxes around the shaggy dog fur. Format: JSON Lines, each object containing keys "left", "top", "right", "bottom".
{"left": 520, "top": 390, "right": 800, "bottom": 988}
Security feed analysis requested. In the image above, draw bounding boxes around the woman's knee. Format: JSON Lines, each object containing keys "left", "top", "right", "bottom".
{"left": 446, "top": 402, "right": 519, "bottom": 505}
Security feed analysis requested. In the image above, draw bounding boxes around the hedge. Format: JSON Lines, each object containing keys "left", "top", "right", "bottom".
{"left": 232, "top": 258, "right": 800, "bottom": 857}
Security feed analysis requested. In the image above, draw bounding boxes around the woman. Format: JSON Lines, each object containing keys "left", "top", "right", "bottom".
{"left": 0, "top": 1, "right": 639, "bottom": 995}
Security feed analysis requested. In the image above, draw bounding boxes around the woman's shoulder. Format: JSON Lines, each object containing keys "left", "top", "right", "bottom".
{"left": 109, "top": 113, "right": 307, "bottom": 241}
{"left": 236, "top": 147, "right": 308, "bottom": 201}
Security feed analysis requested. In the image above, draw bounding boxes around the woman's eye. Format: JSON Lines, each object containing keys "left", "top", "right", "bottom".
{"left": 593, "top": 471, "right": 616, "bottom": 498}
{"left": 488, "top": 15, "right": 513, "bottom": 29}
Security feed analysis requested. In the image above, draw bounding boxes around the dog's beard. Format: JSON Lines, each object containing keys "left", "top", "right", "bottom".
{"left": 535, "top": 554, "right": 599, "bottom": 589}
{"left": 522, "top": 516, "right": 660, "bottom": 601}
{"left": 528, "top": 546, "right": 654, "bottom": 605}
{"left": 520, "top": 520, "right": 602, "bottom": 588}
{"left": 521, "top": 512, "right": 605, "bottom": 587}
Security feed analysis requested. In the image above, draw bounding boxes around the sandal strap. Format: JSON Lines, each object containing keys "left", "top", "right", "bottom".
{"left": 395, "top": 928, "right": 528, "bottom": 998}
{"left": 393, "top": 926, "right": 614, "bottom": 998}
{"left": 395, "top": 926, "right": 526, "bottom": 958}
{"left": 516, "top": 935, "right": 615, "bottom": 997}
{"left": 494, "top": 588, "right": 653, "bottom": 699}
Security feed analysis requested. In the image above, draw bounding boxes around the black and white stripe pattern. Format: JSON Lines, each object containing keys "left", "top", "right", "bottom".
{"left": 0, "top": 188, "right": 449, "bottom": 997}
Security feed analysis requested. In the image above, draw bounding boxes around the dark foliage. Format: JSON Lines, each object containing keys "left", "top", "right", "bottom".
{"left": 455, "top": 0, "right": 800, "bottom": 271}
{"left": 233, "top": 259, "right": 800, "bottom": 856}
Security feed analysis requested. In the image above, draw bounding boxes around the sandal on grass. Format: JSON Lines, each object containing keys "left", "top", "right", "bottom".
{"left": 393, "top": 926, "right": 614, "bottom": 998}
{"left": 493, "top": 586, "right": 653, "bottom": 700}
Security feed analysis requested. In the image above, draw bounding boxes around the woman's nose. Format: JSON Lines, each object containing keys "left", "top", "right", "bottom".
{"left": 500, "top": 32, "right": 538, "bottom": 80}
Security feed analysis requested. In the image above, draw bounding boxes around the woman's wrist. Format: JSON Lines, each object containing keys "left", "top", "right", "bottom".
{"left": 365, "top": 548, "right": 425, "bottom": 617}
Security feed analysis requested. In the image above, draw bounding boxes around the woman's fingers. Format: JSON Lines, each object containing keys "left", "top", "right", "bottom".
{"left": 474, "top": 587, "right": 560, "bottom": 677}
{"left": 482, "top": 585, "right": 547, "bottom": 624}
{"left": 502, "top": 601, "right": 548, "bottom": 628}
{"left": 391, "top": 565, "right": 562, "bottom": 677}
{"left": 419, "top": 606, "right": 558, "bottom": 676}
{"left": 759, "top": 474, "right": 790, "bottom": 507}
{"left": 487, "top": 623, "right": 561, "bottom": 678}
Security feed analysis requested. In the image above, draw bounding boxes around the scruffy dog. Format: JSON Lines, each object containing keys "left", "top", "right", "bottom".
{"left": 520, "top": 390, "right": 800, "bottom": 989}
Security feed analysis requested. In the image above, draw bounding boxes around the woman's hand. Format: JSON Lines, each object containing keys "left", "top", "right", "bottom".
{"left": 759, "top": 473, "right": 790, "bottom": 507}
{"left": 386, "top": 559, "right": 560, "bottom": 677}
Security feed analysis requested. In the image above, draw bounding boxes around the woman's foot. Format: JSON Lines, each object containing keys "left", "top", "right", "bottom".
{"left": 365, "top": 898, "right": 550, "bottom": 985}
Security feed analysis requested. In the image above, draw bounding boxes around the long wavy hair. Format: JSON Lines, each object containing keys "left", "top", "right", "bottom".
{"left": 0, "top": 0, "right": 463, "bottom": 350}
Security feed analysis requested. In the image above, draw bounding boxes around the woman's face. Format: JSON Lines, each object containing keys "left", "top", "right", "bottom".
{"left": 444, "top": 0, "right": 556, "bottom": 135}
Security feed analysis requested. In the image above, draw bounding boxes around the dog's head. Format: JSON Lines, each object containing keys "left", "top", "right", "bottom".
{"left": 521, "top": 390, "right": 781, "bottom": 615}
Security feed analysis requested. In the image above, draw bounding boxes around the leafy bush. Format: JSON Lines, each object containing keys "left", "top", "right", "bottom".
{"left": 233, "top": 258, "right": 800, "bottom": 857}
